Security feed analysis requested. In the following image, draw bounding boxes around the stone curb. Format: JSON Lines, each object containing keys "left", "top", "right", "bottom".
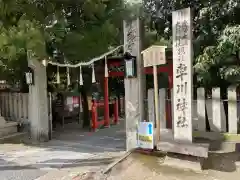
{"left": 71, "top": 151, "right": 132, "bottom": 180}
{"left": 101, "top": 150, "right": 133, "bottom": 174}
{"left": 0, "top": 132, "right": 27, "bottom": 141}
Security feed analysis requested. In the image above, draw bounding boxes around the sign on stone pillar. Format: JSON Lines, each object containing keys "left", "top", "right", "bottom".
{"left": 172, "top": 8, "right": 193, "bottom": 143}
{"left": 28, "top": 54, "right": 49, "bottom": 142}
{"left": 123, "top": 18, "right": 145, "bottom": 151}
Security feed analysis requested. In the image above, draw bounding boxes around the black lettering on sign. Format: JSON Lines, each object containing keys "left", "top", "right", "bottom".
{"left": 177, "top": 114, "right": 188, "bottom": 128}
{"left": 176, "top": 98, "right": 187, "bottom": 112}
{"left": 138, "top": 135, "right": 152, "bottom": 142}
{"left": 175, "top": 20, "right": 189, "bottom": 47}
{"left": 177, "top": 82, "right": 187, "bottom": 94}
{"left": 126, "top": 22, "right": 137, "bottom": 52}
{"left": 176, "top": 63, "right": 187, "bottom": 80}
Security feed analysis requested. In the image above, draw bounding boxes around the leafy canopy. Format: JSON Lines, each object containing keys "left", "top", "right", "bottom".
{"left": 144, "top": 0, "right": 240, "bottom": 86}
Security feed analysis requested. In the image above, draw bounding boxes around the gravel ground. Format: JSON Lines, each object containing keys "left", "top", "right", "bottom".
{"left": 101, "top": 152, "right": 240, "bottom": 180}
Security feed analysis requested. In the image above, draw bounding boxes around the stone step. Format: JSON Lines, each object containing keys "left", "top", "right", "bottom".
{"left": 0, "top": 122, "right": 18, "bottom": 138}
{"left": 0, "top": 132, "right": 27, "bottom": 143}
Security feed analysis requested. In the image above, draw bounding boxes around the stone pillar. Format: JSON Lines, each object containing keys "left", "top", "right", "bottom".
{"left": 159, "top": 88, "right": 166, "bottom": 129}
{"left": 197, "top": 88, "right": 206, "bottom": 131}
{"left": 0, "top": 114, "right": 6, "bottom": 126}
{"left": 28, "top": 57, "right": 49, "bottom": 142}
{"left": 148, "top": 89, "right": 154, "bottom": 122}
{"left": 228, "top": 86, "right": 238, "bottom": 134}
{"left": 124, "top": 18, "right": 145, "bottom": 151}
{"left": 172, "top": 8, "right": 193, "bottom": 143}
{"left": 0, "top": 103, "right": 6, "bottom": 126}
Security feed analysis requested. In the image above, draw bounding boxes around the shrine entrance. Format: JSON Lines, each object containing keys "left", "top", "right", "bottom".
{"left": 25, "top": 17, "right": 172, "bottom": 152}
{"left": 43, "top": 47, "right": 126, "bottom": 151}
{"left": 107, "top": 49, "right": 173, "bottom": 129}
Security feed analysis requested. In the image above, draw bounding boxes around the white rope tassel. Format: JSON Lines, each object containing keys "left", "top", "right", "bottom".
{"left": 104, "top": 56, "right": 108, "bottom": 77}
{"left": 67, "top": 67, "right": 70, "bottom": 86}
{"left": 92, "top": 64, "right": 96, "bottom": 83}
{"left": 56, "top": 66, "right": 60, "bottom": 84}
{"left": 79, "top": 66, "right": 83, "bottom": 85}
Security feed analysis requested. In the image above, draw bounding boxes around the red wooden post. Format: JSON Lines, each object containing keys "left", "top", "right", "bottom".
{"left": 113, "top": 98, "right": 119, "bottom": 124}
{"left": 91, "top": 100, "right": 98, "bottom": 131}
{"left": 104, "top": 76, "right": 110, "bottom": 127}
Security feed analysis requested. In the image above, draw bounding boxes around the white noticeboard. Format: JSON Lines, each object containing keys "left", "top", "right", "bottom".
{"left": 137, "top": 122, "right": 154, "bottom": 149}
{"left": 142, "top": 46, "right": 167, "bottom": 67}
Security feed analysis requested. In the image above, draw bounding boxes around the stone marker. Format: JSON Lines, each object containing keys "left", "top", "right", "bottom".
{"left": 157, "top": 8, "right": 209, "bottom": 164}
{"left": 172, "top": 7, "right": 193, "bottom": 143}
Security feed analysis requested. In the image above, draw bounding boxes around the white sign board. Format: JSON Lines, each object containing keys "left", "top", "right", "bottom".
{"left": 137, "top": 122, "right": 154, "bottom": 149}
{"left": 142, "top": 46, "right": 166, "bottom": 67}
{"left": 172, "top": 8, "right": 193, "bottom": 143}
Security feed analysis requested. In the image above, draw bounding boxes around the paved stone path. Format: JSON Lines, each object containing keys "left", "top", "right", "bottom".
{"left": 0, "top": 121, "right": 126, "bottom": 180}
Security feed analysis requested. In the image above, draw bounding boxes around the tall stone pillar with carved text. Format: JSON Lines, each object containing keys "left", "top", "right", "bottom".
{"left": 28, "top": 55, "right": 49, "bottom": 142}
{"left": 124, "top": 18, "right": 145, "bottom": 151}
{"left": 172, "top": 8, "right": 193, "bottom": 143}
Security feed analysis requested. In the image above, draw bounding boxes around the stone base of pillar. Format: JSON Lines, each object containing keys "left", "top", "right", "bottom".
{"left": 162, "top": 154, "right": 204, "bottom": 172}
{"left": 0, "top": 116, "right": 18, "bottom": 138}
{"left": 0, "top": 116, "right": 6, "bottom": 126}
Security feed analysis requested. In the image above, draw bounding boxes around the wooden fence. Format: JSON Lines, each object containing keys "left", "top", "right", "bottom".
{"left": 0, "top": 92, "right": 125, "bottom": 125}
{"left": 0, "top": 92, "right": 29, "bottom": 123}
{"left": 147, "top": 86, "right": 240, "bottom": 134}
{"left": 1, "top": 87, "right": 239, "bottom": 135}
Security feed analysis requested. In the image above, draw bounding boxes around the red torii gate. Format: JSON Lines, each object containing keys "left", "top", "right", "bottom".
{"left": 91, "top": 53, "right": 173, "bottom": 131}
{"left": 106, "top": 56, "right": 173, "bottom": 129}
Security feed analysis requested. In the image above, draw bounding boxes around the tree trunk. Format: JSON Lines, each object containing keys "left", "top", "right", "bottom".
{"left": 80, "top": 87, "right": 90, "bottom": 128}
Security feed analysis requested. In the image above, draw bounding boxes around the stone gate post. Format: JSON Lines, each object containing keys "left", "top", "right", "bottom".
{"left": 123, "top": 18, "right": 145, "bottom": 151}
{"left": 28, "top": 56, "right": 49, "bottom": 142}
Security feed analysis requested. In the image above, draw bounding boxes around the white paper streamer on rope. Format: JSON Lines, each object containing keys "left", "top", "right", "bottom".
{"left": 104, "top": 56, "right": 108, "bottom": 77}
{"left": 79, "top": 66, "right": 83, "bottom": 85}
{"left": 48, "top": 45, "right": 123, "bottom": 68}
{"left": 56, "top": 66, "right": 60, "bottom": 84}
{"left": 67, "top": 67, "right": 70, "bottom": 86}
{"left": 92, "top": 64, "right": 96, "bottom": 83}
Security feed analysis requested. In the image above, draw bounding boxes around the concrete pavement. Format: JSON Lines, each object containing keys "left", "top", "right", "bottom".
{"left": 0, "top": 120, "right": 126, "bottom": 180}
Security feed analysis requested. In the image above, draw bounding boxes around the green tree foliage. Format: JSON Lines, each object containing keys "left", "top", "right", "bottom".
{"left": 0, "top": 0, "right": 47, "bottom": 84}
{"left": 0, "top": 0, "right": 124, "bottom": 82}
{"left": 0, "top": 0, "right": 125, "bottom": 127}
{"left": 195, "top": 25, "right": 240, "bottom": 86}
{"left": 144, "top": 0, "right": 240, "bottom": 86}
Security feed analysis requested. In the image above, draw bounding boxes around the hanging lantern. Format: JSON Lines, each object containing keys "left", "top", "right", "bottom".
{"left": 79, "top": 66, "right": 83, "bottom": 85}
{"left": 25, "top": 67, "right": 34, "bottom": 85}
{"left": 92, "top": 64, "right": 96, "bottom": 83}
{"left": 67, "top": 67, "right": 70, "bottom": 86}
{"left": 56, "top": 66, "right": 60, "bottom": 84}
{"left": 104, "top": 56, "right": 108, "bottom": 77}
{"left": 124, "top": 52, "right": 137, "bottom": 78}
